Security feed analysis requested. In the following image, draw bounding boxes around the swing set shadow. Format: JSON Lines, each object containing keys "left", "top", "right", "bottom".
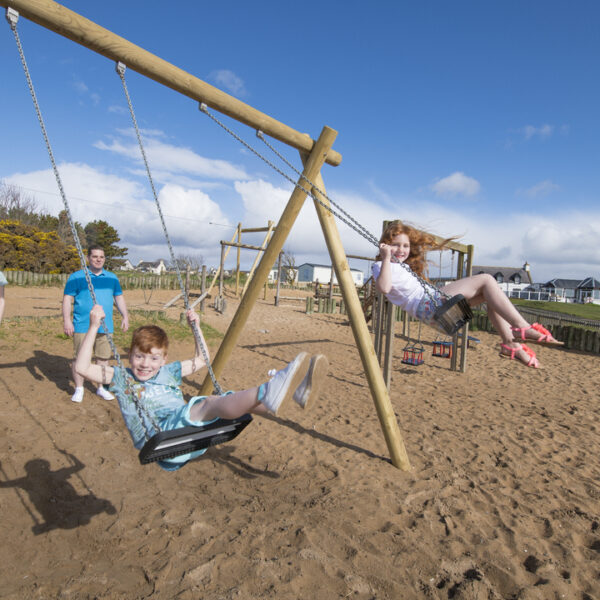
{"left": 0, "top": 375, "right": 116, "bottom": 535}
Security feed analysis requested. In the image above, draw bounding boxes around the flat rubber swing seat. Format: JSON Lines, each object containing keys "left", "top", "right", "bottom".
{"left": 139, "top": 414, "right": 253, "bottom": 464}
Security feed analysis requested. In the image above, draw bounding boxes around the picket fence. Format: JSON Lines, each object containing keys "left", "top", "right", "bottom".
{"left": 1, "top": 270, "right": 202, "bottom": 290}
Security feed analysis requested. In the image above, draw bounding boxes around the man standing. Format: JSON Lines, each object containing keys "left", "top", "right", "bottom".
{"left": 62, "top": 245, "right": 129, "bottom": 403}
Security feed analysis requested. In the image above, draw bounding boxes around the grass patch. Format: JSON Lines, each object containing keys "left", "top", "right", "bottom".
{"left": 512, "top": 299, "right": 600, "bottom": 321}
{"left": 0, "top": 311, "right": 223, "bottom": 352}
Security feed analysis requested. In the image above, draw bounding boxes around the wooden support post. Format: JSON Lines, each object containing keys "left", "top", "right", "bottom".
{"left": 200, "top": 265, "right": 207, "bottom": 312}
{"left": 242, "top": 220, "right": 274, "bottom": 297}
{"left": 235, "top": 223, "right": 242, "bottom": 297}
{"left": 383, "top": 298, "right": 395, "bottom": 390}
{"left": 308, "top": 171, "right": 411, "bottom": 471}
{"left": 205, "top": 229, "right": 237, "bottom": 300}
{"left": 199, "top": 126, "right": 337, "bottom": 395}
{"left": 275, "top": 251, "right": 283, "bottom": 307}
{"left": 459, "top": 245, "right": 475, "bottom": 373}
{"left": 374, "top": 293, "right": 385, "bottom": 362}
{"left": 328, "top": 269, "right": 334, "bottom": 301}
{"left": 218, "top": 243, "right": 226, "bottom": 299}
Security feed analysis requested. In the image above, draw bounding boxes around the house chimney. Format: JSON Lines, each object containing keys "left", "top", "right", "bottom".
{"left": 523, "top": 262, "right": 533, "bottom": 284}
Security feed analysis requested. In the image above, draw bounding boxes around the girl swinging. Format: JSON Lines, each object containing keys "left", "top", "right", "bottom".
{"left": 373, "top": 221, "right": 563, "bottom": 369}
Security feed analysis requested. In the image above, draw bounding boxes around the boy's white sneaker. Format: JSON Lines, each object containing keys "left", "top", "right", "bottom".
{"left": 261, "top": 352, "right": 310, "bottom": 415}
{"left": 71, "top": 388, "right": 84, "bottom": 403}
{"left": 96, "top": 386, "right": 114, "bottom": 401}
{"left": 293, "top": 354, "right": 329, "bottom": 409}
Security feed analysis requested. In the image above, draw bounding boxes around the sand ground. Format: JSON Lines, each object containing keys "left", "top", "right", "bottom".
{"left": 0, "top": 285, "right": 599, "bottom": 599}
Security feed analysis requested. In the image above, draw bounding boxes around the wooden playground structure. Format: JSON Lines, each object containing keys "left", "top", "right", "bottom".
{"left": 3, "top": 0, "right": 411, "bottom": 469}
{"left": 371, "top": 232, "right": 475, "bottom": 385}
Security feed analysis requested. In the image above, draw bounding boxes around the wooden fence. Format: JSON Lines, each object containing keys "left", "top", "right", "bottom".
{"left": 1, "top": 270, "right": 203, "bottom": 290}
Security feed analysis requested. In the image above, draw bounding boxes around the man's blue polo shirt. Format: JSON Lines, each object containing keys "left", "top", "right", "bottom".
{"left": 63, "top": 269, "right": 123, "bottom": 333}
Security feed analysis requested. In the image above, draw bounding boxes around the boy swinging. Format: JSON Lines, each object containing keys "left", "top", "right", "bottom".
{"left": 76, "top": 305, "right": 328, "bottom": 471}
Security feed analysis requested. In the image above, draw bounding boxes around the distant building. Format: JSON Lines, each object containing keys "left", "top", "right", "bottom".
{"left": 541, "top": 277, "right": 600, "bottom": 304}
{"left": 472, "top": 263, "right": 533, "bottom": 295}
{"left": 577, "top": 277, "right": 600, "bottom": 304}
{"left": 118, "top": 259, "right": 135, "bottom": 271}
{"left": 268, "top": 266, "right": 298, "bottom": 284}
{"left": 136, "top": 259, "right": 167, "bottom": 275}
{"left": 296, "top": 263, "right": 364, "bottom": 286}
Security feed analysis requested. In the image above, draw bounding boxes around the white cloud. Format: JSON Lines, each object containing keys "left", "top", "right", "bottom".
{"left": 520, "top": 180, "right": 560, "bottom": 198}
{"left": 431, "top": 172, "right": 481, "bottom": 198}
{"left": 5, "top": 164, "right": 229, "bottom": 264}
{"left": 73, "top": 80, "right": 88, "bottom": 94}
{"left": 94, "top": 132, "right": 248, "bottom": 180}
{"left": 209, "top": 70, "right": 247, "bottom": 97}
{"left": 522, "top": 124, "right": 554, "bottom": 140}
{"left": 108, "top": 105, "right": 128, "bottom": 115}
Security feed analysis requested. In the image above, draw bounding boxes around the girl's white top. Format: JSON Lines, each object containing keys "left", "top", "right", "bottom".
{"left": 371, "top": 261, "right": 424, "bottom": 317}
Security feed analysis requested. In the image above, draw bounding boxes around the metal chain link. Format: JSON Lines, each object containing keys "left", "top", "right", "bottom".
{"left": 256, "top": 130, "right": 380, "bottom": 247}
{"left": 199, "top": 103, "right": 447, "bottom": 302}
{"left": 6, "top": 10, "right": 160, "bottom": 436}
{"left": 116, "top": 64, "right": 223, "bottom": 396}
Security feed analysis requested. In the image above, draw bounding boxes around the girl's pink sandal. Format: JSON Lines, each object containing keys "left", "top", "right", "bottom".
{"left": 511, "top": 323, "right": 564, "bottom": 346}
{"left": 500, "top": 343, "right": 540, "bottom": 368}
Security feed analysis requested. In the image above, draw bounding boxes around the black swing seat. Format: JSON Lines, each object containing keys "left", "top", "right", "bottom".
{"left": 139, "top": 414, "right": 253, "bottom": 464}
{"left": 433, "top": 294, "right": 473, "bottom": 336}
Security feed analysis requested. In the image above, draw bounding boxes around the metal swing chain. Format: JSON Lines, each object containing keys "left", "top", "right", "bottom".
{"left": 199, "top": 103, "right": 446, "bottom": 304}
{"left": 116, "top": 64, "right": 223, "bottom": 396}
{"left": 200, "top": 104, "right": 383, "bottom": 250}
{"left": 6, "top": 9, "right": 160, "bottom": 436}
{"left": 256, "top": 130, "right": 380, "bottom": 247}
{"left": 255, "top": 129, "right": 447, "bottom": 302}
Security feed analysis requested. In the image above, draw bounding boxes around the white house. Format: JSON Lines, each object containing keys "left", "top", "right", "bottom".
{"left": 136, "top": 259, "right": 167, "bottom": 275}
{"left": 118, "top": 259, "right": 135, "bottom": 271}
{"left": 268, "top": 266, "right": 298, "bottom": 284}
{"left": 296, "top": 263, "right": 364, "bottom": 287}
{"left": 541, "top": 277, "right": 600, "bottom": 304}
{"left": 472, "top": 263, "right": 533, "bottom": 296}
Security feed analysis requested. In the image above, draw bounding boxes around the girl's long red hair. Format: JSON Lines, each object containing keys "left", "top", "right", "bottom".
{"left": 376, "top": 221, "right": 455, "bottom": 278}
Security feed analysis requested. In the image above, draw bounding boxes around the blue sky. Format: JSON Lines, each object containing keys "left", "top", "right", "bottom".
{"left": 1, "top": 1, "right": 599, "bottom": 282}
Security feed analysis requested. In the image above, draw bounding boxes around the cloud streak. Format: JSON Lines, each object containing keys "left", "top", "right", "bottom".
{"left": 208, "top": 69, "right": 247, "bottom": 97}
{"left": 431, "top": 172, "right": 481, "bottom": 198}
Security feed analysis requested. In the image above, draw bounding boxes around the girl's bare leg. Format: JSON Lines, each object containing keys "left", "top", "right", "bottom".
{"left": 189, "top": 387, "right": 269, "bottom": 422}
{"left": 443, "top": 274, "right": 541, "bottom": 366}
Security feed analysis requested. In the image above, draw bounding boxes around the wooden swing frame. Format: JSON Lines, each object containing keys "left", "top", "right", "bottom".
{"left": 2, "top": 0, "right": 410, "bottom": 470}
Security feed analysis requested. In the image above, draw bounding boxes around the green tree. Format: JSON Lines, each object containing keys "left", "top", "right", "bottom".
{"left": 84, "top": 219, "right": 128, "bottom": 270}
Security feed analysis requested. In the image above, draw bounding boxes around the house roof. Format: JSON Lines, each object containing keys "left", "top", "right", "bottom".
{"left": 472, "top": 265, "right": 532, "bottom": 284}
{"left": 137, "top": 259, "right": 166, "bottom": 268}
{"left": 542, "top": 278, "right": 582, "bottom": 289}
{"left": 578, "top": 277, "right": 600, "bottom": 289}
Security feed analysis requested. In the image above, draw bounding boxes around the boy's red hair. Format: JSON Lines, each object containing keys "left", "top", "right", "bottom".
{"left": 129, "top": 325, "right": 169, "bottom": 354}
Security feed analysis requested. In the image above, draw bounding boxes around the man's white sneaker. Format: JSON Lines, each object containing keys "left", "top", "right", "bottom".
{"left": 293, "top": 354, "right": 328, "bottom": 409}
{"left": 261, "top": 352, "right": 310, "bottom": 415}
{"left": 96, "top": 386, "right": 114, "bottom": 401}
{"left": 71, "top": 388, "right": 84, "bottom": 403}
